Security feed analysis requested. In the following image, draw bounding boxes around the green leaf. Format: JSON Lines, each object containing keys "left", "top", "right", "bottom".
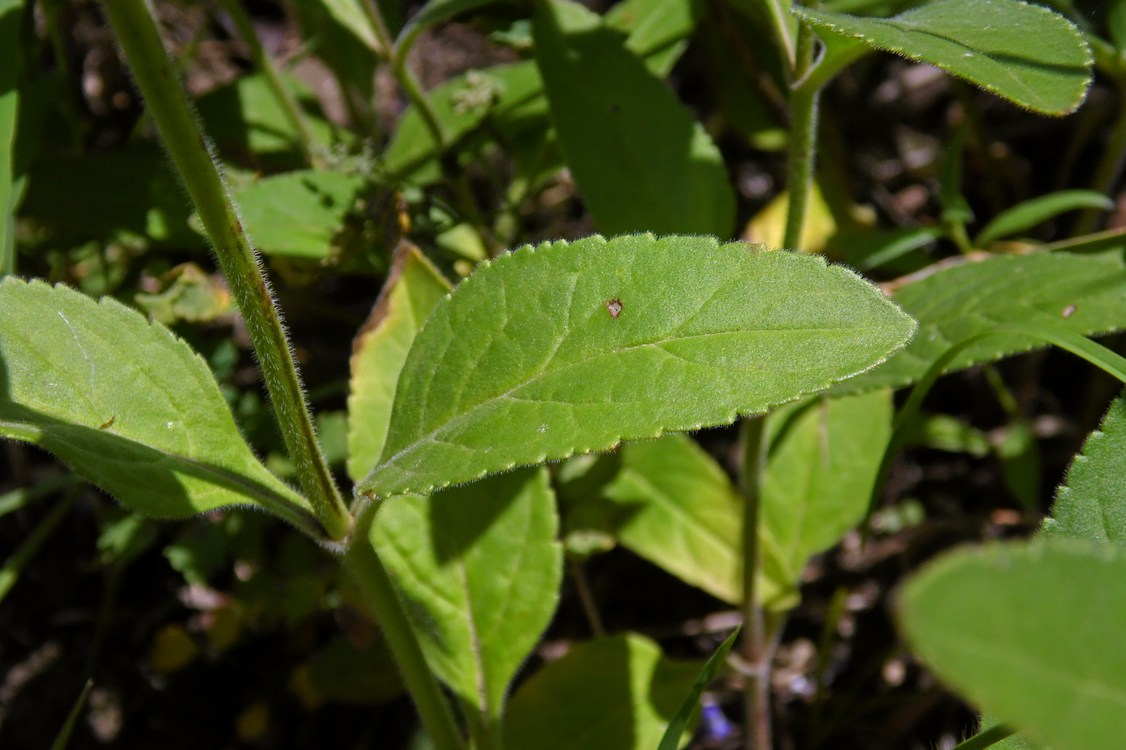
{"left": 371, "top": 468, "right": 561, "bottom": 727}
{"left": 0, "top": 278, "right": 318, "bottom": 532}
{"left": 838, "top": 252, "right": 1126, "bottom": 394}
{"left": 975, "top": 190, "right": 1114, "bottom": 246}
{"left": 315, "top": 0, "right": 381, "bottom": 52}
{"left": 215, "top": 170, "right": 366, "bottom": 259}
{"left": 504, "top": 633, "right": 702, "bottom": 750}
{"left": 359, "top": 234, "right": 916, "bottom": 499}
{"left": 347, "top": 244, "right": 452, "bottom": 482}
{"left": 605, "top": 433, "right": 743, "bottom": 604}
{"left": 657, "top": 626, "right": 740, "bottom": 750}
{"left": 0, "top": 0, "right": 23, "bottom": 275}
{"left": 397, "top": 0, "right": 507, "bottom": 54}
{"left": 899, "top": 539, "right": 1126, "bottom": 750}
{"left": 1047, "top": 394, "right": 1126, "bottom": 545}
{"left": 761, "top": 389, "right": 891, "bottom": 607}
{"left": 533, "top": 0, "right": 735, "bottom": 236}
{"left": 794, "top": 0, "right": 1093, "bottom": 115}
{"left": 605, "top": 0, "right": 703, "bottom": 77}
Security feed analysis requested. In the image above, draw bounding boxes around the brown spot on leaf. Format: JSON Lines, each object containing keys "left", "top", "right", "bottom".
{"left": 606, "top": 299, "right": 623, "bottom": 319}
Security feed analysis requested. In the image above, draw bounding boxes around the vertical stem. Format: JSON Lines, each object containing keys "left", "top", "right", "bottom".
{"left": 216, "top": 0, "right": 316, "bottom": 164}
{"left": 739, "top": 416, "right": 772, "bottom": 750}
{"left": 346, "top": 500, "right": 467, "bottom": 750}
{"left": 100, "top": 0, "right": 351, "bottom": 542}
{"left": 783, "top": 24, "right": 821, "bottom": 251}
{"left": 1075, "top": 85, "right": 1126, "bottom": 235}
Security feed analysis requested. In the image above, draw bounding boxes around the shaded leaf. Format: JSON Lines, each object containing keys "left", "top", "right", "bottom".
{"left": 504, "top": 633, "right": 701, "bottom": 750}
{"left": 533, "top": 0, "right": 735, "bottom": 236}
{"left": 348, "top": 244, "right": 452, "bottom": 482}
{"left": 605, "top": 433, "right": 742, "bottom": 604}
{"left": 359, "top": 234, "right": 916, "bottom": 499}
{"left": 0, "top": 279, "right": 317, "bottom": 531}
{"left": 795, "top": 0, "right": 1093, "bottom": 115}
{"left": 0, "top": 0, "right": 23, "bottom": 274}
{"left": 1047, "top": 393, "right": 1126, "bottom": 545}
{"left": 761, "top": 390, "right": 891, "bottom": 607}
{"left": 900, "top": 539, "right": 1126, "bottom": 750}
{"left": 837, "top": 252, "right": 1126, "bottom": 394}
{"left": 371, "top": 468, "right": 561, "bottom": 727}
{"left": 315, "top": 0, "right": 380, "bottom": 51}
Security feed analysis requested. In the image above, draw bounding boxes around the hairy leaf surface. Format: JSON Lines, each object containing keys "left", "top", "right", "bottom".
{"left": 838, "top": 253, "right": 1126, "bottom": 394}
{"left": 795, "top": 0, "right": 1092, "bottom": 115}
{"left": 900, "top": 540, "right": 1126, "bottom": 750}
{"left": 359, "top": 234, "right": 916, "bottom": 499}
{"left": 1047, "top": 394, "right": 1126, "bottom": 545}
{"left": 371, "top": 468, "right": 560, "bottom": 726}
{"left": 0, "top": 279, "right": 316, "bottom": 529}
{"left": 348, "top": 245, "right": 451, "bottom": 482}
{"left": 504, "top": 633, "right": 701, "bottom": 750}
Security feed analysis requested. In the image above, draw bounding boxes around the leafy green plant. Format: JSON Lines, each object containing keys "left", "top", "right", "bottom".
{"left": 4, "top": 0, "right": 1126, "bottom": 748}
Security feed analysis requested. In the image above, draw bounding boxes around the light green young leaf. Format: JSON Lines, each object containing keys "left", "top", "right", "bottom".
{"left": 837, "top": 252, "right": 1126, "bottom": 394}
{"left": 347, "top": 244, "right": 451, "bottom": 482}
{"left": 974, "top": 190, "right": 1114, "bottom": 246}
{"left": 315, "top": 0, "right": 380, "bottom": 52}
{"left": 761, "top": 389, "right": 891, "bottom": 607}
{"left": 504, "top": 633, "right": 702, "bottom": 750}
{"left": 216, "top": 170, "right": 366, "bottom": 259}
{"left": 371, "top": 468, "right": 561, "bottom": 729}
{"left": 899, "top": 539, "right": 1126, "bottom": 750}
{"left": 359, "top": 234, "right": 916, "bottom": 499}
{"left": 605, "top": 0, "right": 703, "bottom": 77}
{"left": 604, "top": 433, "right": 743, "bottom": 604}
{"left": 533, "top": 0, "right": 735, "bottom": 236}
{"left": 1046, "top": 393, "right": 1126, "bottom": 545}
{"left": 0, "top": 279, "right": 318, "bottom": 533}
{"left": 795, "top": 0, "right": 1093, "bottom": 115}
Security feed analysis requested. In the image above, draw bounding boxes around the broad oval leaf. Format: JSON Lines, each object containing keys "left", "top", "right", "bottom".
{"left": 795, "top": 0, "right": 1093, "bottom": 115}
{"left": 347, "top": 244, "right": 451, "bottom": 482}
{"left": 899, "top": 539, "right": 1126, "bottom": 750}
{"left": 605, "top": 433, "right": 743, "bottom": 604}
{"left": 504, "top": 633, "right": 702, "bottom": 750}
{"left": 1046, "top": 393, "right": 1126, "bottom": 546}
{"left": 837, "top": 252, "right": 1126, "bottom": 395}
{"left": 761, "top": 389, "right": 892, "bottom": 608}
{"left": 533, "top": 0, "right": 735, "bottom": 236}
{"left": 358, "top": 234, "right": 916, "bottom": 499}
{"left": 0, "top": 278, "right": 317, "bottom": 531}
{"left": 371, "top": 468, "right": 561, "bottom": 727}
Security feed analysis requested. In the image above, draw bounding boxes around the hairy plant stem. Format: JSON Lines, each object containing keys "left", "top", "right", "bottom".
{"left": 216, "top": 0, "right": 316, "bottom": 165}
{"left": 347, "top": 500, "right": 468, "bottom": 750}
{"left": 739, "top": 416, "right": 772, "bottom": 750}
{"left": 783, "top": 24, "right": 821, "bottom": 251}
{"left": 101, "top": 0, "right": 351, "bottom": 542}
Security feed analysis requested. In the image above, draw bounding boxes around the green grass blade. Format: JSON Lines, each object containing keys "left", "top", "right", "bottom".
{"left": 974, "top": 190, "right": 1114, "bottom": 246}
{"left": 657, "top": 626, "right": 741, "bottom": 750}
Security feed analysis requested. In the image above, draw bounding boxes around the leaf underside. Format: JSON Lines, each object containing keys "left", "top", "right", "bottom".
{"left": 796, "top": 0, "right": 1093, "bottom": 115}
{"left": 359, "top": 234, "right": 916, "bottom": 500}
{"left": 0, "top": 278, "right": 313, "bottom": 525}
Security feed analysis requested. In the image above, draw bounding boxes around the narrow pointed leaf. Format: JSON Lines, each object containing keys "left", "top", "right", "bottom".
{"left": 605, "top": 433, "right": 743, "bottom": 604}
{"left": 371, "top": 468, "right": 561, "bottom": 726}
{"left": 795, "top": 0, "right": 1093, "bottom": 115}
{"left": 534, "top": 0, "right": 735, "bottom": 236}
{"left": 0, "top": 0, "right": 23, "bottom": 275}
{"left": 837, "top": 252, "right": 1126, "bottom": 394}
{"left": 761, "top": 389, "right": 891, "bottom": 607}
{"left": 657, "top": 626, "right": 740, "bottom": 750}
{"left": 1046, "top": 394, "right": 1126, "bottom": 545}
{"left": 359, "top": 234, "right": 916, "bottom": 499}
{"left": 974, "top": 190, "right": 1114, "bottom": 246}
{"left": 504, "top": 633, "right": 702, "bottom": 750}
{"left": 347, "top": 245, "right": 451, "bottom": 482}
{"left": 900, "top": 539, "right": 1126, "bottom": 750}
{"left": 0, "top": 279, "right": 317, "bottom": 532}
